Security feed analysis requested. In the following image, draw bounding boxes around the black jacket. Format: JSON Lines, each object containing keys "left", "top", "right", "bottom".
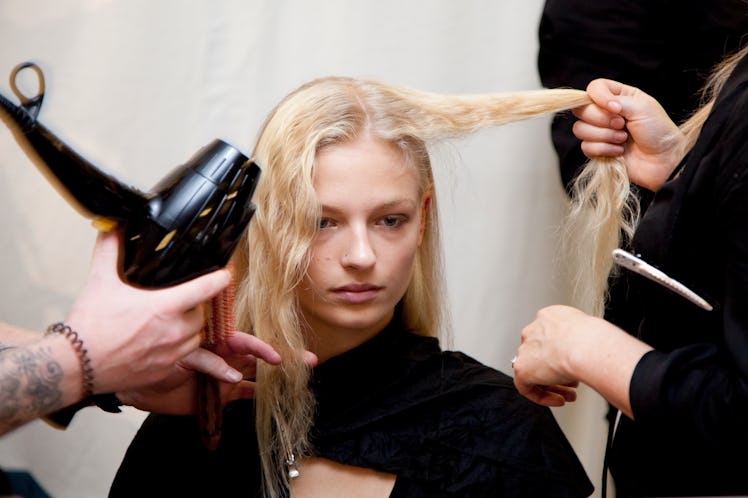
{"left": 608, "top": 52, "right": 748, "bottom": 497}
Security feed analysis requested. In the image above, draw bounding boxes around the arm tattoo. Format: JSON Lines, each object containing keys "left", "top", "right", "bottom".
{"left": 0, "top": 345, "right": 64, "bottom": 434}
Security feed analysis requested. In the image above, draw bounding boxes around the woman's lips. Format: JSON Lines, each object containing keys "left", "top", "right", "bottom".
{"left": 333, "top": 283, "right": 382, "bottom": 304}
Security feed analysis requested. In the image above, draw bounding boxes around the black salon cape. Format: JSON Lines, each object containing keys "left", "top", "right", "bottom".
{"left": 110, "top": 320, "right": 593, "bottom": 497}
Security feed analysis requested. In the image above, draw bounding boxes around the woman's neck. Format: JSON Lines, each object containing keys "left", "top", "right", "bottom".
{"left": 304, "top": 311, "right": 394, "bottom": 363}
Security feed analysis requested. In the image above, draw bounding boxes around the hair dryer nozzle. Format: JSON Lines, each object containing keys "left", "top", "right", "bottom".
{"left": 121, "top": 139, "right": 261, "bottom": 288}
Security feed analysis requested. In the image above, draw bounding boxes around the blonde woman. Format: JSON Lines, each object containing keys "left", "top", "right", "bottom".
{"left": 513, "top": 45, "right": 748, "bottom": 497}
{"left": 110, "top": 77, "right": 594, "bottom": 498}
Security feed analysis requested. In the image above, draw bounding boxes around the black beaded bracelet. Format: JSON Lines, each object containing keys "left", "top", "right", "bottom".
{"left": 45, "top": 322, "right": 94, "bottom": 398}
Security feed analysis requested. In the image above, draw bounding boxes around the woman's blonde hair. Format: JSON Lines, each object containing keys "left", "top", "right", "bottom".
{"left": 232, "top": 76, "right": 591, "bottom": 497}
{"left": 563, "top": 45, "right": 748, "bottom": 317}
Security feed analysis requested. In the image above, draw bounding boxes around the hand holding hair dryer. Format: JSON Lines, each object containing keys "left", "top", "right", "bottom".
{"left": 0, "top": 62, "right": 260, "bottom": 288}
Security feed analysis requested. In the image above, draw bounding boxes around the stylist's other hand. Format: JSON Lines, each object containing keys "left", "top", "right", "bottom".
{"left": 514, "top": 305, "right": 652, "bottom": 419}
{"left": 573, "top": 78, "right": 685, "bottom": 191}
{"left": 512, "top": 305, "right": 593, "bottom": 407}
{"left": 64, "top": 230, "right": 231, "bottom": 396}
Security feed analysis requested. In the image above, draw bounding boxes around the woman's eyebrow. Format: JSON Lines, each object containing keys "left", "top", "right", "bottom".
{"left": 320, "top": 198, "right": 417, "bottom": 213}
{"left": 376, "top": 198, "right": 417, "bottom": 210}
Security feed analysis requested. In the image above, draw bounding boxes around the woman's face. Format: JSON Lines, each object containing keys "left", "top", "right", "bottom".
{"left": 297, "top": 134, "right": 429, "bottom": 361}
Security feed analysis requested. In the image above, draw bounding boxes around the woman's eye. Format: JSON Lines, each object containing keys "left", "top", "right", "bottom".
{"left": 318, "top": 218, "right": 333, "bottom": 229}
{"left": 379, "top": 215, "right": 406, "bottom": 228}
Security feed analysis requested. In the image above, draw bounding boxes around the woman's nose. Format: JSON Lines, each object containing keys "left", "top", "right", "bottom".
{"left": 341, "top": 227, "right": 376, "bottom": 269}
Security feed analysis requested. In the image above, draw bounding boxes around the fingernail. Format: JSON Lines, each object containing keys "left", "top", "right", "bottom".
{"left": 226, "top": 368, "right": 242, "bottom": 383}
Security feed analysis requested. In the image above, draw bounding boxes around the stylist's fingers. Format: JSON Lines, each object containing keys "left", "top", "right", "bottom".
{"left": 223, "top": 332, "right": 319, "bottom": 368}
{"left": 172, "top": 328, "right": 204, "bottom": 363}
{"left": 585, "top": 78, "right": 639, "bottom": 114}
{"left": 572, "top": 102, "right": 626, "bottom": 130}
{"left": 574, "top": 121, "right": 628, "bottom": 158}
{"left": 539, "top": 383, "right": 578, "bottom": 402}
{"left": 179, "top": 347, "right": 243, "bottom": 383}
{"left": 303, "top": 350, "right": 319, "bottom": 367}
{"left": 517, "top": 383, "right": 577, "bottom": 407}
{"left": 528, "top": 388, "right": 569, "bottom": 407}
{"left": 159, "top": 269, "right": 231, "bottom": 312}
{"left": 224, "top": 333, "right": 282, "bottom": 365}
{"left": 92, "top": 229, "right": 120, "bottom": 257}
{"left": 586, "top": 77, "right": 632, "bottom": 99}
{"left": 222, "top": 380, "right": 258, "bottom": 403}
{"left": 587, "top": 77, "right": 668, "bottom": 126}
{"left": 87, "top": 229, "right": 123, "bottom": 278}
{"left": 573, "top": 119, "right": 628, "bottom": 144}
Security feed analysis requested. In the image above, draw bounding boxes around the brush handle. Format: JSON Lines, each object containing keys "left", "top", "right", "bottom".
{"left": 197, "top": 266, "right": 236, "bottom": 450}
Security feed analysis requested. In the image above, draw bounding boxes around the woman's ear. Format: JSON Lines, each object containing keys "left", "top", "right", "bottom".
{"left": 417, "top": 192, "right": 431, "bottom": 245}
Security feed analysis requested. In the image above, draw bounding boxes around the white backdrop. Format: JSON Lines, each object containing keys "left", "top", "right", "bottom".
{"left": 0, "top": 1, "right": 608, "bottom": 497}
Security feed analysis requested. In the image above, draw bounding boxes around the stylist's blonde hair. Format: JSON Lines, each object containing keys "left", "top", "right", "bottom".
{"left": 232, "top": 76, "right": 591, "bottom": 497}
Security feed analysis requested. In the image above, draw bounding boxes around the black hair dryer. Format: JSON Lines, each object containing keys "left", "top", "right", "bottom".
{"left": 0, "top": 62, "right": 261, "bottom": 288}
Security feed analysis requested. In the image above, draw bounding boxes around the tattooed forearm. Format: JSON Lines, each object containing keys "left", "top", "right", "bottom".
{"left": 0, "top": 345, "right": 64, "bottom": 434}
